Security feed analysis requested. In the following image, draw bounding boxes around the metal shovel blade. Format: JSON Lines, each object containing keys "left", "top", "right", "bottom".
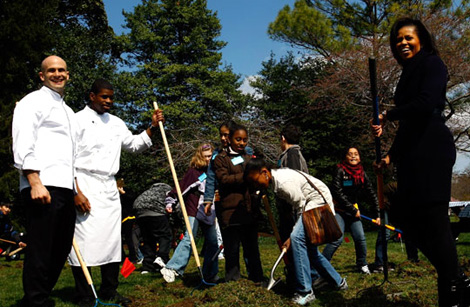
{"left": 267, "top": 277, "right": 281, "bottom": 291}
{"left": 267, "top": 249, "right": 286, "bottom": 291}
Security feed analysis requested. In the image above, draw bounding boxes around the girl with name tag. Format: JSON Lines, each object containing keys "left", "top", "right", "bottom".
{"left": 160, "top": 143, "right": 220, "bottom": 283}
{"left": 213, "top": 123, "right": 264, "bottom": 283}
{"left": 322, "top": 147, "right": 380, "bottom": 275}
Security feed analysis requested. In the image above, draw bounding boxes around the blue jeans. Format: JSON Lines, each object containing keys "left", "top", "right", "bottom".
{"left": 165, "top": 216, "right": 219, "bottom": 279}
{"left": 291, "top": 215, "right": 343, "bottom": 293}
{"left": 322, "top": 212, "right": 368, "bottom": 267}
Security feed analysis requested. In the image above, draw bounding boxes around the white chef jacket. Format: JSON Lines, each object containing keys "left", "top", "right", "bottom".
{"left": 271, "top": 168, "right": 334, "bottom": 215}
{"left": 69, "top": 105, "right": 152, "bottom": 266}
{"left": 12, "top": 86, "right": 76, "bottom": 191}
{"left": 73, "top": 105, "right": 152, "bottom": 176}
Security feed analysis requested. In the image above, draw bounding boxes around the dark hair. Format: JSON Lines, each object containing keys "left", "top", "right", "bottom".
{"left": 219, "top": 120, "right": 236, "bottom": 131}
{"left": 390, "top": 17, "right": 439, "bottom": 65}
{"left": 343, "top": 147, "right": 361, "bottom": 160}
{"left": 281, "top": 124, "right": 301, "bottom": 144}
{"left": 90, "top": 78, "right": 113, "bottom": 94}
{"left": 243, "top": 157, "right": 273, "bottom": 182}
{"left": 228, "top": 122, "right": 248, "bottom": 138}
{"left": 0, "top": 202, "right": 12, "bottom": 208}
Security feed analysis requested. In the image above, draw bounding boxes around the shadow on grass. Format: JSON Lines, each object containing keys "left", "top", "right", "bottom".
{"left": 349, "top": 285, "right": 421, "bottom": 307}
{"left": 3, "top": 286, "right": 76, "bottom": 307}
{"left": 181, "top": 271, "right": 206, "bottom": 288}
{"left": 51, "top": 286, "right": 76, "bottom": 305}
{"left": 309, "top": 281, "right": 421, "bottom": 307}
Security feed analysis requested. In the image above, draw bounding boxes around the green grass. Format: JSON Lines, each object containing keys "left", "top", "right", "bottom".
{"left": 1, "top": 231, "right": 469, "bottom": 307}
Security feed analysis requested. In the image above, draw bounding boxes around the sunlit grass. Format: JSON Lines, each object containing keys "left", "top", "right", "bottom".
{"left": 1, "top": 231, "right": 469, "bottom": 306}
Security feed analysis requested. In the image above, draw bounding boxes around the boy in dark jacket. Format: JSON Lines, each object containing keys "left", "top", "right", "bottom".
{"left": 277, "top": 125, "right": 309, "bottom": 288}
{"left": 278, "top": 125, "right": 308, "bottom": 173}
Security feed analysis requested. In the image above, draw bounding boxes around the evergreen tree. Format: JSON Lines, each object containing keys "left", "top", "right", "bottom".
{"left": 116, "top": 0, "right": 248, "bottom": 179}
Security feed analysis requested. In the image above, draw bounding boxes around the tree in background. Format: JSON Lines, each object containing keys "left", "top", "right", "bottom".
{"left": 0, "top": 0, "right": 57, "bottom": 203}
{"left": 452, "top": 168, "right": 470, "bottom": 201}
{"left": 249, "top": 53, "right": 374, "bottom": 184}
{"left": 266, "top": 0, "right": 470, "bottom": 158}
{"left": 114, "top": 0, "right": 249, "bottom": 183}
{"left": 53, "top": 0, "right": 119, "bottom": 111}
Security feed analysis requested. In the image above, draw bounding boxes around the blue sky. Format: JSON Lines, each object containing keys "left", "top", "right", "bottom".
{"left": 102, "top": 0, "right": 299, "bottom": 78}
{"left": 102, "top": 0, "right": 470, "bottom": 172}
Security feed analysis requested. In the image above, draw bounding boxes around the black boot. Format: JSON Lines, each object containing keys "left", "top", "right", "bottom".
{"left": 439, "top": 279, "right": 460, "bottom": 307}
{"left": 459, "top": 273, "right": 470, "bottom": 307}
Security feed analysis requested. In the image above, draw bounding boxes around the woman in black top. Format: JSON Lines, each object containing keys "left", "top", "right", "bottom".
{"left": 373, "top": 17, "right": 466, "bottom": 306}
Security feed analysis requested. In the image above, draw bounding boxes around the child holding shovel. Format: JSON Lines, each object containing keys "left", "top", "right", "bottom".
{"left": 244, "top": 158, "right": 347, "bottom": 306}
{"left": 322, "top": 147, "right": 380, "bottom": 275}
{"left": 160, "top": 143, "right": 220, "bottom": 283}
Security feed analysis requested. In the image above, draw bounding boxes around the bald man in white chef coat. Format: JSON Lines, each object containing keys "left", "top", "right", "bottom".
{"left": 13, "top": 55, "right": 77, "bottom": 307}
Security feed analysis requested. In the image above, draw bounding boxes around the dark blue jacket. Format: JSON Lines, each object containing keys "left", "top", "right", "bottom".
{"left": 387, "top": 50, "right": 455, "bottom": 204}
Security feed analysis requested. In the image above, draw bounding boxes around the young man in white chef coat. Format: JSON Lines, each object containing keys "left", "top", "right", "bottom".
{"left": 69, "top": 79, "right": 164, "bottom": 307}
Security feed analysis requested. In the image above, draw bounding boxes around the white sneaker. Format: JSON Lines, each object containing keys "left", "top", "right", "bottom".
{"left": 154, "top": 257, "right": 166, "bottom": 268}
{"left": 160, "top": 267, "right": 178, "bottom": 283}
{"left": 292, "top": 290, "right": 316, "bottom": 305}
{"left": 359, "top": 265, "right": 371, "bottom": 275}
{"left": 337, "top": 278, "right": 348, "bottom": 291}
{"left": 141, "top": 270, "right": 149, "bottom": 275}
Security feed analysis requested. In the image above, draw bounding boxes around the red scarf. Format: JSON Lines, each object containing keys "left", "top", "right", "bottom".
{"left": 338, "top": 161, "right": 364, "bottom": 185}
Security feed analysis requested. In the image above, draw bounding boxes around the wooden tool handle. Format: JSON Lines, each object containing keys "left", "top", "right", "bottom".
{"left": 8, "top": 247, "right": 24, "bottom": 256}
{"left": 153, "top": 102, "right": 201, "bottom": 268}
{"left": 0, "top": 238, "right": 17, "bottom": 245}
{"left": 72, "top": 238, "right": 93, "bottom": 286}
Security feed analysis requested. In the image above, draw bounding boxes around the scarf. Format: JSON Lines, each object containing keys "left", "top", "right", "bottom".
{"left": 338, "top": 161, "right": 364, "bottom": 185}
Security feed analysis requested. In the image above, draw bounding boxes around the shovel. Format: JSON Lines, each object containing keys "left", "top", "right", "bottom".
{"left": 267, "top": 238, "right": 290, "bottom": 291}
{"left": 153, "top": 102, "right": 216, "bottom": 289}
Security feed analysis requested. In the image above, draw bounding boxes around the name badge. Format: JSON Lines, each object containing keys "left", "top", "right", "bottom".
{"left": 198, "top": 173, "right": 207, "bottom": 182}
{"left": 343, "top": 180, "right": 353, "bottom": 187}
{"left": 231, "top": 156, "right": 244, "bottom": 166}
